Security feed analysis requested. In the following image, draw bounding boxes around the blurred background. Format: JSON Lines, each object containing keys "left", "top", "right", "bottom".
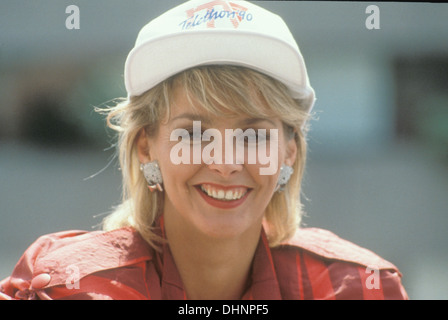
{"left": 1, "top": 1, "right": 447, "bottom": 299}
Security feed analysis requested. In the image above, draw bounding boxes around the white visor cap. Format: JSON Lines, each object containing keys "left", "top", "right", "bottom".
{"left": 125, "top": 0, "right": 315, "bottom": 112}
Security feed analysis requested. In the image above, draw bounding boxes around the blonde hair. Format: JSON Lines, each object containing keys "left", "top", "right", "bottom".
{"left": 101, "top": 66, "right": 312, "bottom": 248}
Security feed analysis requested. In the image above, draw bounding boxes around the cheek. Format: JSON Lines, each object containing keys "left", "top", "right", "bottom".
{"left": 149, "top": 133, "right": 187, "bottom": 189}
{"left": 245, "top": 163, "right": 278, "bottom": 193}
{"left": 160, "top": 164, "right": 201, "bottom": 208}
{"left": 251, "top": 138, "right": 283, "bottom": 177}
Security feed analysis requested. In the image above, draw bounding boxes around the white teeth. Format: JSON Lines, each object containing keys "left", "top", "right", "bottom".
{"left": 200, "top": 184, "right": 247, "bottom": 201}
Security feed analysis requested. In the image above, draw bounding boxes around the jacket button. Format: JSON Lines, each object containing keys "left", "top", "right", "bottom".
{"left": 31, "top": 273, "right": 51, "bottom": 289}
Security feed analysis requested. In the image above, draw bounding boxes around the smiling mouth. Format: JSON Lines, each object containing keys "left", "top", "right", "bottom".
{"left": 197, "top": 183, "right": 250, "bottom": 201}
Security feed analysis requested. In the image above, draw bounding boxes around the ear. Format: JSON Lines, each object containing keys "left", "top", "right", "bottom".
{"left": 284, "top": 133, "right": 298, "bottom": 167}
{"left": 136, "top": 128, "right": 151, "bottom": 163}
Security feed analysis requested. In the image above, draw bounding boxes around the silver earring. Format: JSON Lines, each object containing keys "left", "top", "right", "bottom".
{"left": 275, "top": 165, "right": 294, "bottom": 192}
{"left": 140, "top": 160, "right": 163, "bottom": 192}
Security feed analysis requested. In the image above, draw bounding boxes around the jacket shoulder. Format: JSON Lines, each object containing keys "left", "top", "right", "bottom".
{"left": 272, "top": 228, "right": 408, "bottom": 300}
{"left": 281, "top": 227, "right": 399, "bottom": 272}
{"left": 34, "top": 227, "right": 153, "bottom": 281}
{"left": 1, "top": 227, "right": 153, "bottom": 299}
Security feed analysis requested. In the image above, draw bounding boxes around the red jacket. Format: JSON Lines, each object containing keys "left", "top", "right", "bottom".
{"left": 0, "top": 225, "right": 408, "bottom": 300}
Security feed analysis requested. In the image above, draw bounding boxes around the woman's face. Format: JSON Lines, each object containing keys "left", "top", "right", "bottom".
{"left": 137, "top": 86, "right": 297, "bottom": 241}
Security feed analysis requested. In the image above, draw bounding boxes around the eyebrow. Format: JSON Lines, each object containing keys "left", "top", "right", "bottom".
{"left": 171, "top": 113, "right": 277, "bottom": 127}
{"left": 171, "top": 113, "right": 211, "bottom": 124}
{"left": 238, "top": 117, "right": 277, "bottom": 127}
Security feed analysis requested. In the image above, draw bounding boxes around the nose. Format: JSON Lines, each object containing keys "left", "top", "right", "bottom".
{"left": 206, "top": 161, "right": 243, "bottom": 178}
{"left": 202, "top": 131, "right": 244, "bottom": 178}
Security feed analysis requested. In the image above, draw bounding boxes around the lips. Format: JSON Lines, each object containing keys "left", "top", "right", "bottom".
{"left": 195, "top": 183, "right": 251, "bottom": 209}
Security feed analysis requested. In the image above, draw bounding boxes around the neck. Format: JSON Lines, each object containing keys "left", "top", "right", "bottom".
{"left": 163, "top": 214, "right": 261, "bottom": 300}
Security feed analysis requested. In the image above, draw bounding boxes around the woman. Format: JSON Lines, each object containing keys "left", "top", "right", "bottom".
{"left": 1, "top": 0, "right": 407, "bottom": 300}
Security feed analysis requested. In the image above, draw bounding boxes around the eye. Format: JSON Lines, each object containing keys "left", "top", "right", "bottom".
{"left": 255, "top": 130, "right": 269, "bottom": 142}
{"left": 238, "top": 129, "right": 270, "bottom": 145}
{"left": 187, "top": 128, "right": 202, "bottom": 139}
{"left": 170, "top": 127, "right": 202, "bottom": 145}
{"left": 182, "top": 127, "right": 202, "bottom": 144}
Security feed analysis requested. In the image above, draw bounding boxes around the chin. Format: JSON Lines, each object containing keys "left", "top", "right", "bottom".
{"left": 194, "top": 214, "right": 261, "bottom": 241}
